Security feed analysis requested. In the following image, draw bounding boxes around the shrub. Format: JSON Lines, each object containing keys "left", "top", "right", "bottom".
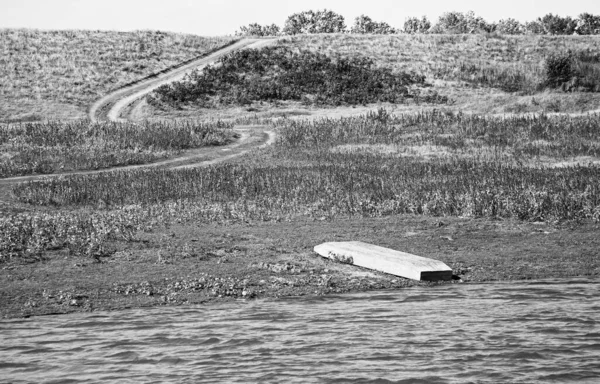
{"left": 544, "top": 53, "right": 574, "bottom": 88}
{"left": 540, "top": 51, "right": 600, "bottom": 92}
{"left": 538, "top": 13, "right": 577, "bottom": 35}
{"left": 403, "top": 16, "right": 431, "bottom": 34}
{"left": 431, "top": 11, "right": 493, "bottom": 34}
{"left": 282, "top": 9, "right": 346, "bottom": 35}
{"left": 351, "top": 15, "right": 396, "bottom": 34}
{"left": 496, "top": 18, "right": 525, "bottom": 35}
{"left": 149, "top": 46, "right": 428, "bottom": 107}
{"left": 237, "top": 23, "right": 280, "bottom": 36}
{"left": 575, "top": 13, "right": 600, "bottom": 35}
{"left": 0, "top": 120, "right": 234, "bottom": 177}
{"left": 524, "top": 20, "right": 545, "bottom": 34}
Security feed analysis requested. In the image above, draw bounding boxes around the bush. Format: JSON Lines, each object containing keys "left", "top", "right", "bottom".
{"left": 149, "top": 46, "right": 428, "bottom": 107}
{"left": 403, "top": 16, "right": 431, "bottom": 34}
{"left": 540, "top": 51, "right": 600, "bottom": 92}
{"left": 524, "top": 20, "right": 545, "bottom": 34}
{"left": 538, "top": 14, "right": 577, "bottom": 35}
{"left": 233, "top": 10, "right": 600, "bottom": 37}
{"left": 496, "top": 18, "right": 525, "bottom": 35}
{"left": 544, "top": 53, "right": 574, "bottom": 88}
{"left": 575, "top": 13, "right": 600, "bottom": 35}
{"left": 431, "top": 11, "right": 493, "bottom": 34}
{"left": 237, "top": 23, "right": 280, "bottom": 36}
{"left": 282, "top": 9, "right": 346, "bottom": 35}
{"left": 351, "top": 15, "right": 396, "bottom": 34}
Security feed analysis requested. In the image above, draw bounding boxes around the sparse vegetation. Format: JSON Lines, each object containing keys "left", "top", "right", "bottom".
{"left": 0, "top": 29, "right": 234, "bottom": 120}
{"left": 0, "top": 120, "right": 234, "bottom": 177}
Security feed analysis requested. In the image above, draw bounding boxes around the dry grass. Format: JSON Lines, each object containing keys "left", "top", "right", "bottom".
{"left": 139, "top": 33, "right": 600, "bottom": 120}
{"left": 0, "top": 29, "right": 234, "bottom": 121}
{"left": 0, "top": 120, "right": 235, "bottom": 177}
{"left": 272, "top": 33, "right": 600, "bottom": 114}
{"left": 279, "top": 33, "right": 600, "bottom": 79}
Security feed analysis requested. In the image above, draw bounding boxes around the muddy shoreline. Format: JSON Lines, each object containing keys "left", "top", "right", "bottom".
{"left": 2, "top": 215, "right": 598, "bottom": 319}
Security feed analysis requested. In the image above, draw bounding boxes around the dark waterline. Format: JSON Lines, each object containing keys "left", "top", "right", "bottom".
{"left": 1, "top": 278, "right": 599, "bottom": 383}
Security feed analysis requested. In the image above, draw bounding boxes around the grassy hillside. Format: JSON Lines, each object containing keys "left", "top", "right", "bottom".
{"left": 277, "top": 33, "right": 600, "bottom": 114}
{"left": 0, "top": 29, "right": 234, "bottom": 121}
{"left": 0, "top": 120, "right": 234, "bottom": 177}
{"left": 280, "top": 33, "right": 600, "bottom": 79}
{"left": 141, "top": 33, "right": 600, "bottom": 119}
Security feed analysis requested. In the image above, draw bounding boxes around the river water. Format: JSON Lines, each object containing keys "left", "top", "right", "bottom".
{"left": 1, "top": 278, "right": 599, "bottom": 383}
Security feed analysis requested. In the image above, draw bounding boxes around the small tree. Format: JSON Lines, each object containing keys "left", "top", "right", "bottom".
{"left": 351, "top": 15, "right": 396, "bottom": 34}
{"left": 496, "top": 18, "right": 525, "bottom": 35}
{"left": 403, "top": 16, "right": 431, "bottom": 34}
{"left": 237, "top": 23, "right": 280, "bottom": 37}
{"left": 538, "top": 13, "right": 577, "bottom": 35}
{"left": 262, "top": 24, "right": 281, "bottom": 36}
{"left": 283, "top": 9, "right": 346, "bottom": 35}
{"left": 431, "top": 11, "right": 492, "bottom": 34}
{"left": 524, "top": 20, "right": 545, "bottom": 34}
{"left": 575, "top": 13, "right": 600, "bottom": 35}
{"left": 431, "top": 11, "right": 467, "bottom": 33}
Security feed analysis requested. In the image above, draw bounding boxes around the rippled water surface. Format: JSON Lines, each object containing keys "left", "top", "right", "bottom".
{"left": 1, "top": 278, "right": 600, "bottom": 383}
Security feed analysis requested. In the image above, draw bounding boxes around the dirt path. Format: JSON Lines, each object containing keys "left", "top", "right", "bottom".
{"left": 88, "top": 38, "right": 276, "bottom": 122}
{"left": 0, "top": 38, "right": 278, "bottom": 189}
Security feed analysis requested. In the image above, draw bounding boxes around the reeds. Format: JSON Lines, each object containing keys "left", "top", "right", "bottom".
{"left": 0, "top": 119, "right": 234, "bottom": 177}
{"left": 11, "top": 110, "right": 600, "bottom": 218}
{"left": 5, "top": 110, "right": 600, "bottom": 260}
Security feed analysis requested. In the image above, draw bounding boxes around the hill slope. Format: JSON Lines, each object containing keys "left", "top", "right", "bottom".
{"left": 0, "top": 29, "right": 234, "bottom": 121}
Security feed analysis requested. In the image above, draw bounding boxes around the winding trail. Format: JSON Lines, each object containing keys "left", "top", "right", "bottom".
{"left": 89, "top": 38, "right": 276, "bottom": 122}
{"left": 0, "top": 38, "right": 278, "bottom": 191}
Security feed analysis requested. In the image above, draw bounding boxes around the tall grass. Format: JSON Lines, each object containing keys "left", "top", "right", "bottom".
{"left": 0, "top": 119, "right": 234, "bottom": 177}
{"left": 11, "top": 111, "right": 600, "bottom": 217}
{"left": 275, "top": 109, "right": 600, "bottom": 158}
{"left": 5, "top": 110, "right": 600, "bottom": 261}
{"left": 12, "top": 157, "right": 599, "bottom": 221}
